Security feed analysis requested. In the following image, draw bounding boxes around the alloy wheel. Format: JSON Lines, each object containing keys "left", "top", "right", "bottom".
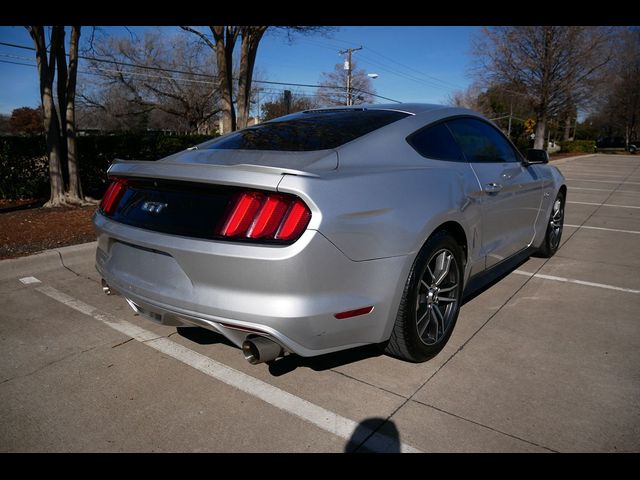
{"left": 415, "top": 249, "right": 460, "bottom": 346}
{"left": 549, "top": 198, "right": 564, "bottom": 250}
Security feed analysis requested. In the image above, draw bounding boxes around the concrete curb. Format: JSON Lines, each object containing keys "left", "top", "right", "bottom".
{"left": 0, "top": 241, "right": 97, "bottom": 281}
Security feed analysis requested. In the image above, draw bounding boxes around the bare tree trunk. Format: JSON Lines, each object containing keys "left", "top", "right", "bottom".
{"left": 43, "top": 86, "right": 65, "bottom": 206}
{"left": 236, "top": 27, "right": 266, "bottom": 129}
{"left": 236, "top": 38, "right": 250, "bottom": 129}
{"left": 65, "top": 26, "right": 82, "bottom": 201}
{"left": 563, "top": 115, "right": 572, "bottom": 141}
{"left": 212, "top": 26, "right": 237, "bottom": 133}
{"left": 55, "top": 26, "right": 69, "bottom": 192}
{"left": 534, "top": 112, "right": 547, "bottom": 150}
{"left": 28, "top": 26, "right": 65, "bottom": 207}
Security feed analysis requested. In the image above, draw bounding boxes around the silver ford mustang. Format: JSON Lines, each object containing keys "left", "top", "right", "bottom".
{"left": 94, "top": 104, "right": 566, "bottom": 364}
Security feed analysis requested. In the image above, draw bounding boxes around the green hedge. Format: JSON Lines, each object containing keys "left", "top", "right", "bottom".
{"left": 558, "top": 140, "right": 596, "bottom": 153}
{"left": 0, "top": 133, "right": 216, "bottom": 199}
{"left": 0, "top": 136, "right": 49, "bottom": 199}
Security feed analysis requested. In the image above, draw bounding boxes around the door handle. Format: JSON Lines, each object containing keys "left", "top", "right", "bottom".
{"left": 485, "top": 182, "right": 503, "bottom": 193}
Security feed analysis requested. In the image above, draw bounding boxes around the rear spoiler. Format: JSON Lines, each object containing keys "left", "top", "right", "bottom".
{"left": 107, "top": 159, "right": 321, "bottom": 191}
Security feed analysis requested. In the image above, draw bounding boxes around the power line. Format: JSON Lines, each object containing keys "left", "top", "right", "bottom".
{"left": 356, "top": 53, "right": 454, "bottom": 92}
{"left": 299, "top": 37, "right": 463, "bottom": 91}
{"left": 0, "top": 40, "right": 401, "bottom": 103}
{"left": 360, "top": 44, "right": 464, "bottom": 90}
{"left": 322, "top": 38, "right": 462, "bottom": 88}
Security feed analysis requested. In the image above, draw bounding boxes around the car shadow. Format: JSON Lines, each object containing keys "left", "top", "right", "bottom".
{"left": 267, "top": 344, "right": 384, "bottom": 377}
{"left": 177, "top": 325, "right": 384, "bottom": 376}
{"left": 461, "top": 248, "right": 534, "bottom": 305}
{"left": 176, "top": 326, "right": 238, "bottom": 349}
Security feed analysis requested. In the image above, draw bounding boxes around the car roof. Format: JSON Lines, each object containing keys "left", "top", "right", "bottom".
{"left": 303, "top": 103, "right": 447, "bottom": 116}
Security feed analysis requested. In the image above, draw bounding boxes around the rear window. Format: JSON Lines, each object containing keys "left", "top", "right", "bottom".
{"left": 201, "top": 109, "right": 410, "bottom": 151}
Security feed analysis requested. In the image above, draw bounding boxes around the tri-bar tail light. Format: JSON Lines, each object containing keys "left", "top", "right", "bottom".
{"left": 216, "top": 190, "right": 312, "bottom": 243}
{"left": 98, "top": 178, "right": 312, "bottom": 245}
{"left": 99, "top": 177, "right": 128, "bottom": 215}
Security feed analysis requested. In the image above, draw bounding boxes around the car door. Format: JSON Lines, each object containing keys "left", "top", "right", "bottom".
{"left": 446, "top": 117, "right": 543, "bottom": 269}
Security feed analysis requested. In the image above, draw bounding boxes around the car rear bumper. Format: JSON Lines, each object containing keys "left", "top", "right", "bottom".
{"left": 94, "top": 211, "right": 410, "bottom": 357}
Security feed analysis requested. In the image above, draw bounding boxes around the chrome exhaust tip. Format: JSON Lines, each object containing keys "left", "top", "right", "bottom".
{"left": 242, "top": 337, "right": 283, "bottom": 365}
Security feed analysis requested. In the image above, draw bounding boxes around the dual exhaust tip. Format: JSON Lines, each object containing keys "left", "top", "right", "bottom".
{"left": 242, "top": 336, "right": 283, "bottom": 365}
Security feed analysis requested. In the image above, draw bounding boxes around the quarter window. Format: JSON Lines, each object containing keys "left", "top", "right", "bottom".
{"left": 446, "top": 117, "right": 519, "bottom": 163}
{"left": 406, "top": 122, "right": 464, "bottom": 161}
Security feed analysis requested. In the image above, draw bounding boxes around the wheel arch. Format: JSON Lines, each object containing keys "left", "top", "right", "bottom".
{"left": 430, "top": 220, "right": 468, "bottom": 268}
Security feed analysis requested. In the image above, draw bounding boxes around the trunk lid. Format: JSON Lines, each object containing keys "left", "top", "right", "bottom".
{"left": 102, "top": 149, "right": 335, "bottom": 242}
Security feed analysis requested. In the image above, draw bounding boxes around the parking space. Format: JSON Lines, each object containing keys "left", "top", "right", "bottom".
{"left": 1, "top": 154, "right": 639, "bottom": 452}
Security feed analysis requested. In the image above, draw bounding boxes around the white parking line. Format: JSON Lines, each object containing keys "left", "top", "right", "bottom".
{"left": 567, "top": 201, "right": 640, "bottom": 209}
{"left": 33, "top": 284, "right": 421, "bottom": 453}
{"left": 560, "top": 169, "right": 637, "bottom": 175}
{"left": 568, "top": 187, "right": 640, "bottom": 195}
{"left": 559, "top": 172, "right": 631, "bottom": 179}
{"left": 512, "top": 270, "right": 640, "bottom": 294}
{"left": 565, "top": 178, "right": 640, "bottom": 186}
{"left": 19, "top": 276, "right": 42, "bottom": 285}
{"left": 565, "top": 224, "right": 640, "bottom": 235}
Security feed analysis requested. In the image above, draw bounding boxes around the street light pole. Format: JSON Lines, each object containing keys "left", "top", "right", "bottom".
{"left": 339, "top": 46, "right": 362, "bottom": 106}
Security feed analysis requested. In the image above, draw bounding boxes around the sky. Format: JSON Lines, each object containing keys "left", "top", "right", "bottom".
{"left": 0, "top": 26, "right": 480, "bottom": 115}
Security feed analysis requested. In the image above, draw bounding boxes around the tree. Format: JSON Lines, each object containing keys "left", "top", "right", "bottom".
{"left": 261, "top": 91, "right": 318, "bottom": 121}
{"left": 58, "top": 26, "right": 83, "bottom": 201}
{"left": 588, "top": 28, "right": 640, "bottom": 145}
{"left": 316, "top": 59, "right": 376, "bottom": 107}
{"left": 27, "top": 26, "right": 64, "bottom": 206}
{"left": 181, "top": 26, "right": 330, "bottom": 132}
{"left": 473, "top": 26, "right": 613, "bottom": 149}
{"left": 79, "top": 30, "right": 221, "bottom": 134}
{"left": 26, "top": 26, "right": 83, "bottom": 206}
{"left": 8, "top": 107, "right": 43, "bottom": 135}
{"left": 0, "top": 114, "right": 10, "bottom": 136}
{"left": 448, "top": 83, "right": 484, "bottom": 111}
{"left": 449, "top": 81, "right": 536, "bottom": 150}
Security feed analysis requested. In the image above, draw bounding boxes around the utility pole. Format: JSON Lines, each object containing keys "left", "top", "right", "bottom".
{"left": 507, "top": 100, "right": 513, "bottom": 138}
{"left": 339, "top": 46, "right": 362, "bottom": 106}
{"left": 283, "top": 90, "right": 292, "bottom": 115}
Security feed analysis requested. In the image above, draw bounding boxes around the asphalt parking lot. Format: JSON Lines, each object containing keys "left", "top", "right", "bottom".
{"left": 1, "top": 153, "right": 639, "bottom": 453}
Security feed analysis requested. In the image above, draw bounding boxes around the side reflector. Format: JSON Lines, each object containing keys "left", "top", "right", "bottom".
{"left": 334, "top": 306, "right": 374, "bottom": 320}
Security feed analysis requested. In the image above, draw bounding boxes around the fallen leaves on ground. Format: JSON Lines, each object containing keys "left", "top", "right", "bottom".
{"left": 0, "top": 205, "right": 98, "bottom": 260}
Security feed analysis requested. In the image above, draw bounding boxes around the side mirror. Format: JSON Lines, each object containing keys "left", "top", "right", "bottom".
{"left": 526, "top": 149, "right": 549, "bottom": 165}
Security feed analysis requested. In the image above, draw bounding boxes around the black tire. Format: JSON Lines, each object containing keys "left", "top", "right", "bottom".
{"left": 385, "top": 230, "right": 464, "bottom": 362}
{"left": 537, "top": 190, "right": 565, "bottom": 258}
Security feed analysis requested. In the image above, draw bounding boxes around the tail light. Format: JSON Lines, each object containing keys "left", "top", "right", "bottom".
{"left": 217, "top": 190, "right": 311, "bottom": 243}
{"left": 99, "top": 178, "right": 127, "bottom": 215}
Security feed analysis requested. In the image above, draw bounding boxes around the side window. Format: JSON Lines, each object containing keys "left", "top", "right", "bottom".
{"left": 446, "top": 117, "right": 519, "bottom": 163}
{"left": 406, "top": 122, "right": 465, "bottom": 161}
